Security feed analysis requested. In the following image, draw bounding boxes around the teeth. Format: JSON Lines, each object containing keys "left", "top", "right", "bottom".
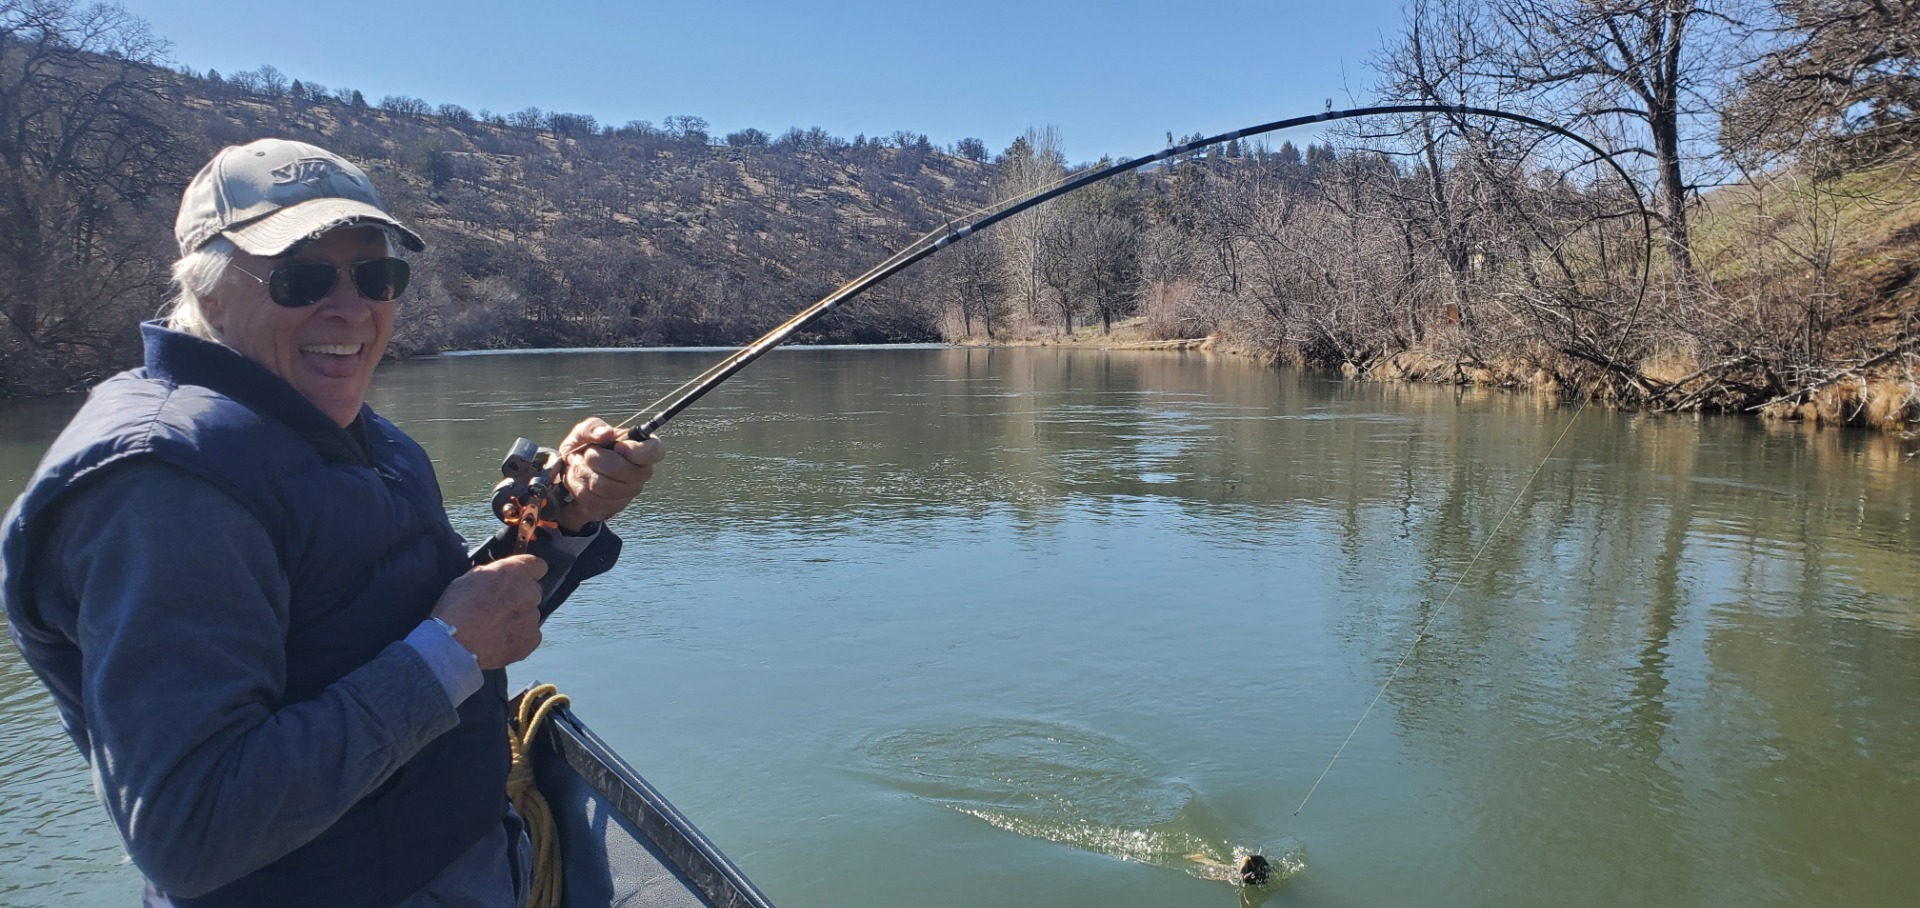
{"left": 301, "top": 344, "right": 362, "bottom": 356}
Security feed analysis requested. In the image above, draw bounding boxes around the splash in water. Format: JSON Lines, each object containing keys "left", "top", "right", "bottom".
{"left": 863, "top": 720, "right": 1305, "bottom": 889}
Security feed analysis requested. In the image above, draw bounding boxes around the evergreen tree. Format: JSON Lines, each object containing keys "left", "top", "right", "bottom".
{"left": 413, "top": 138, "right": 454, "bottom": 189}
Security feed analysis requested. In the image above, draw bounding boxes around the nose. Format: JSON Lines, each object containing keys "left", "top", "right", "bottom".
{"left": 315, "top": 265, "right": 376, "bottom": 318}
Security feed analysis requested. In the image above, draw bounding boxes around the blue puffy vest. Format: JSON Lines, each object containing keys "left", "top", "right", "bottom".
{"left": 2, "top": 323, "right": 512, "bottom": 907}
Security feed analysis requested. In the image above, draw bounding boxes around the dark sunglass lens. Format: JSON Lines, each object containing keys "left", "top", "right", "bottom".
{"left": 351, "top": 258, "right": 410, "bottom": 302}
{"left": 268, "top": 263, "right": 340, "bottom": 307}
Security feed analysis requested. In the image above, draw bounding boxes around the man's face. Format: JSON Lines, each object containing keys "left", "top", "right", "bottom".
{"left": 202, "top": 226, "right": 397, "bottom": 427}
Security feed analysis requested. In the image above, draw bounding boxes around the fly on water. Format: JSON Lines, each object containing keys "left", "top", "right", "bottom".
{"left": 507, "top": 104, "right": 1654, "bottom": 901}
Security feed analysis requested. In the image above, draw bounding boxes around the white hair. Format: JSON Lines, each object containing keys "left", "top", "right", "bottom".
{"left": 164, "top": 226, "right": 407, "bottom": 339}
{"left": 164, "top": 236, "right": 234, "bottom": 339}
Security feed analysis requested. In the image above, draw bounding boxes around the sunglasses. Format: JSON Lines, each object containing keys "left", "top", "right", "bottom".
{"left": 231, "top": 258, "right": 411, "bottom": 308}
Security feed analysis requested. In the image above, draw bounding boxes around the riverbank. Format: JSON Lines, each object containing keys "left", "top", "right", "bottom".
{"left": 951, "top": 318, "right": 1919, "bottom": 436}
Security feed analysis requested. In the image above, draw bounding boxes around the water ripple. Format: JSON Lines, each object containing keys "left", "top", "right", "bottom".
{"left": 862, "top": 720, "right": 1305, "bottom": 888}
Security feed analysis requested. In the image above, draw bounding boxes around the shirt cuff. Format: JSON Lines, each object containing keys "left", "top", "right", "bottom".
{"left": 403, "top": 620, "right": 484, "bottom": 706}
{"left": 548, "top": 523, "right": 600, "bottom": 557}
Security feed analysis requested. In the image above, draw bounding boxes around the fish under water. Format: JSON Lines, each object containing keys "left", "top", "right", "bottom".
{"left": 863, "top": 719, "right": 1306, "bottom": 898}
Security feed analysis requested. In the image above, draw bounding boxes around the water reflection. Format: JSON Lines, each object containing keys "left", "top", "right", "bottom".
{"left": 1, "top": 347, "right": 1916, "bottom": 907}
{"left": 1325, "top": 392, "right": 1920, "bottom": 905}
{"left": 0, "top": 398, "right": 137, "bottom": 905}
{"left": 0, "top": 635, "right": 130, "bottom": 904}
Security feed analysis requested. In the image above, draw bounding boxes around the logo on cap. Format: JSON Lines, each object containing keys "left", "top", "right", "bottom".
{"left": 270, "top": 157, "right": 362, "bottom": 188}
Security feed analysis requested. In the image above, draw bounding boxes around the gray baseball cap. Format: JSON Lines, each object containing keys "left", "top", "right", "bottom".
{"left": 175, "top": 138, "right": 426, "bottom": 257}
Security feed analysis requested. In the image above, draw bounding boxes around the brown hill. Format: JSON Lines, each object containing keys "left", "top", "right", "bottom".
{"left": 187, "top": 92, "right": 995, "bottom": 354}
{"left": 0, "top": 16, "right": 993, "bottom": 395}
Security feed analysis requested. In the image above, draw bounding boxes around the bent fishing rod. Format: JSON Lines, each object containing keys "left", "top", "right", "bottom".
{"left": 493, "top": 103, "right": 1656, "bottom": 559}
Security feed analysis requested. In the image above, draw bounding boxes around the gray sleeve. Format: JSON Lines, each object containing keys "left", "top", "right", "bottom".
{"left": 403, "top": 619, "right": 484, "bottom": 705}
{"left": 42, "top": 461, "right": 464, "bottom": 898}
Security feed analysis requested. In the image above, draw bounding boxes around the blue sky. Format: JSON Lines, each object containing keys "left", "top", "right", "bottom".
{"left": 120, "top": 0, "right": 1408, "bottom": 164}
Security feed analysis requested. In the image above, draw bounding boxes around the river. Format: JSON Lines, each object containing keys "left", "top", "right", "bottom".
{"left": 2, "top": 346, "right": 1916, "bottom": 907}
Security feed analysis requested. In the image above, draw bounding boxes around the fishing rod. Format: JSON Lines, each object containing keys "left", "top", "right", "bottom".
{"left": 493, "top": 102, "right": 1656, "bottom": 570}
{"left": 616, "top": 103, "right": 1651, "bottom": 441}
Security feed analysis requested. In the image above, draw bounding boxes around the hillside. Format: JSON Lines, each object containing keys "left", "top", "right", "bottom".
{"left": 195, "top": 92, "right": 995, "bottom": 350}
{"left": 1686, "top": 165, "right": 1920, "bottom": 424}
{"left": 0, "top": 27, "right": 995, "bottom": 394}
{"left": 4, "top": 3, "right": 1916, "bottom": 432}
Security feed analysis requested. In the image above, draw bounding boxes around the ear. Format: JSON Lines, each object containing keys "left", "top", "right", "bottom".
{"left": 199, "top": 282, "right": 231, "bottom": 335}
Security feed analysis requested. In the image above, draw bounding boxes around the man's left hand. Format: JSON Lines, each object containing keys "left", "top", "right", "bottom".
{"left": 554, "top": 417, "right": 665, "bottom": 533}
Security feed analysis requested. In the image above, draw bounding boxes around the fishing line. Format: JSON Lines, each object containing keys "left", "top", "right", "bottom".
{"left": 1291, "top": 388, "right": 1617, "bottom": 816}
{"left": 1290, "top": 147, "right": 1658, "bottom": 817}
{"left": 602, "top": 103, "right": 1659, "bottom": 824}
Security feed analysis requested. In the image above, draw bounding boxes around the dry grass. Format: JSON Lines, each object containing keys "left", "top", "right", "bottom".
{"left": 951, "top": 316, "right": 1161, "bottom": 348}
{"left": 1759, "top": 376, "right": 1919, "bottom": 429}
{"left": 1641, "top": 347, "right": 1701, "bottom": 386}
{"left": 1693, "top": 162, "right": 1920, "bottom": 286}
{"left": 1365, "top": 347, "right": 1572, "bottom": 396}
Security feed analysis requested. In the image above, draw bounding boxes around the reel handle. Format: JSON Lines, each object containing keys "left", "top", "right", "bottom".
{"left": 490, "top": 437, "right": 566, "bottom": 551}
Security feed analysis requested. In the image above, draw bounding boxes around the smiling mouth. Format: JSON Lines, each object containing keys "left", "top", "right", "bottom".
{"left": 300, "top": 343, "right": 364, "bottom": 356}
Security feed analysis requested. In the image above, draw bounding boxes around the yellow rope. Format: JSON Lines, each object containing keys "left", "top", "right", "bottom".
{"left": 507, "top": 683, "right": 569, "bottom": 908}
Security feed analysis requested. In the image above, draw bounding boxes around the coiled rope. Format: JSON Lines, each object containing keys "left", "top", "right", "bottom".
{"left": 507, "top": 683, "right": 569, "bottom": 908}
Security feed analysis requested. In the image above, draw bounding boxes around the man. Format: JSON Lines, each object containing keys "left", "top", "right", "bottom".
{"left": 0, "top": 138, "right": 664, "bottom": 907}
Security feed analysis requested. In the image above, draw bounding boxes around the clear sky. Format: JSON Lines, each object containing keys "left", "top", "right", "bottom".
{"left": 118, "top": 0, "right": 1408, "bottom": 165}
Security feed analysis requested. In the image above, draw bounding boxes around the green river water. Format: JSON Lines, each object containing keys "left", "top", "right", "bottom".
{"left": 2, "top": 346, "right": 1916, "bottom": 907}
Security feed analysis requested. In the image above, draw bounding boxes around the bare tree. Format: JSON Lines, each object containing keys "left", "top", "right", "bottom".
{"left": 0, "top": 0, "right": 180, "bottom": 394}
{"left": 1037, "top": 213, "right": 1082, "bottom": 335}
{"left": 993, "top": 127, "right": 1066, "bottom": 327}
{"left": 1490, "top": 0, "right": 1735, "bottom": 289}
{"left": 1374, "top": 0, "right": 1507, "bottom": 320}
{"left": 1066, "top": 165, "right": 1144, "bottom": 334}
{"left": 1078, "top": 214, "right": 1140, "bottom": 334}
{"left": 1137, "top": 223, "right": 1200, "bottom": 339}
{"left": 255, "top": 63, "right": 286, "bottom": 97}
{"left": 937, "top": 231, "right": 1003, "bottom": 339}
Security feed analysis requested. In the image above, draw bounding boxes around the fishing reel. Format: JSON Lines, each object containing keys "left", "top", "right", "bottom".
{"left": 491, "top": 437, "right": 572, "bottom": 552}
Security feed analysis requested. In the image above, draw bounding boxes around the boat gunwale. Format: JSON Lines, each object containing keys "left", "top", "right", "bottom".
{"left": 540, "top": 704, "right": 777, "bottom": 908}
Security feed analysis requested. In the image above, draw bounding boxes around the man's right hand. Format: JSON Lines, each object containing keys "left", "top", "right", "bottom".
{"left": 430, "top": 554, "right": 548, "bottom": 669}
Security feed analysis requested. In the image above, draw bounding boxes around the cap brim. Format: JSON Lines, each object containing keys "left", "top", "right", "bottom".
{"left": 223, "top": 197, "right": 427, "bottom": 256}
